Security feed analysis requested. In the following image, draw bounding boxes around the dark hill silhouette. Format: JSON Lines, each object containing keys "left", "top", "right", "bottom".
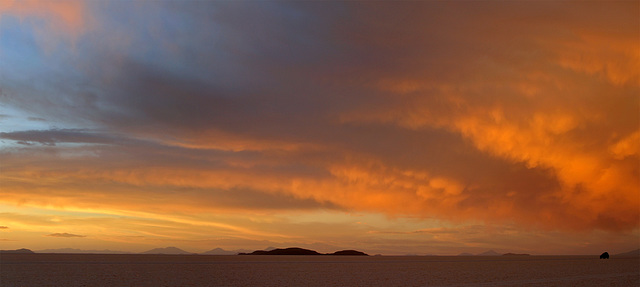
{"left": 0, "top": 248, "right": 34, "bottom": 254}
{"left": 241, "top": 247, "right": 321, "bottom": 255}
{"left": 600, "top": 252, "right": 609, "bottom": 259}
{"left": 330, "top": 250, "right": 368, "bottom": 256}
{"left": 239, "top": 247, "right": 368, "bottom": 256}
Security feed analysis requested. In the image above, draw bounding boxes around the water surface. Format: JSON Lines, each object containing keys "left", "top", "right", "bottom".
{"left": 1, "top": 254, "right": 638, "bottom": 286}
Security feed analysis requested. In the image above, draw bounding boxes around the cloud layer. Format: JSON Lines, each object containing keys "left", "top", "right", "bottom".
{"left": 0, "top": 1, "right": 637, "bottom": 254}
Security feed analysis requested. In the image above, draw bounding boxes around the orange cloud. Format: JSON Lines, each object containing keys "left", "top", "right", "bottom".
{"left": 335, "top": 2, "right": 639, "bottom": 231}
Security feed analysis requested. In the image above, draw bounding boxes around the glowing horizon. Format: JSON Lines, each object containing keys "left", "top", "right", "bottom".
{"left": 0, "top": 1, "right": 638, "bottom": 255}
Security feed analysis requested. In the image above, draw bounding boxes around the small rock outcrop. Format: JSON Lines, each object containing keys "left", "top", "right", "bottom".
{"left": 600, "top": 252, "right": 609, "bottom": 259}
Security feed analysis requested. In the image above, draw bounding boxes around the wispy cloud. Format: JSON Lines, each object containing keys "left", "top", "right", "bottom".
{"left": 47, "top": 233, "right": 86, "bottom": 238}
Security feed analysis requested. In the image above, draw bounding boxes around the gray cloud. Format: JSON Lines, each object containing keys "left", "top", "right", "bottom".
{"left": 27, "top": 117, "right": 47, "bottom": 122}
{"left": 0, "top": 129, "right": 114, "bottom": 146}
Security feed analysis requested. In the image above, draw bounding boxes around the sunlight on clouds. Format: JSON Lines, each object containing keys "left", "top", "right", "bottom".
{"left": 555, "top": 32, "right": 639, "bottom": 86}
{"left": 0, "top": 1, "right": 637, "bottom": 254}
{"left": 320, "top": 159, "right": 469, "bottom": 217}
{"left": 0, "top": 203, "right": 293, "bottom": 249}
{"left": 335, "top": 3, "right": 639, "bottom": 230}
{"left": 610, "top": 131, "right": 639, "bottom": 160}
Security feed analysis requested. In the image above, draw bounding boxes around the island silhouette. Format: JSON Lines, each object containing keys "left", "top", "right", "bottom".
{"left": 239, "top": 247, "right": 368, "bottom": 256}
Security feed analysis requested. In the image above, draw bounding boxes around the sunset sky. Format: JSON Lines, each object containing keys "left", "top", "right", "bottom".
{"left": 0, "top": 1, "right": 638, "bottom": 255}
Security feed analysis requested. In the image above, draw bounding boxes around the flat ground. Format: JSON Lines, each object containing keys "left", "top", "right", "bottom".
{"left": 1, "top": 254, "right": 638, "bottom": 286}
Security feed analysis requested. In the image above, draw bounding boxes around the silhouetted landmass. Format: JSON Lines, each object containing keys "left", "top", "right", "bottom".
{"left": 615, "top": 249, "right": 639, "bottom": 257}
{"left": 503, "top": 253, "right": 530, "bottom": 256}
{"left": 330, "top": 250, "right": 368, "bottom": 256}
{"left": 600, "top": 252, "right": 609, "bottom": 259}
{"left": 141, "top": 246, "right": 194, "bottom": 255}
{"left": 0, "top": 248, "right": 34, "bottom": 254}
{"left": 239, "top": 247, "right": 368, "bottom": 256}
{"left": 457, "top": 252, "right": 474, "bottom": 256}
{"left": 241, "top": 247, "right": 322, "bottom": 255}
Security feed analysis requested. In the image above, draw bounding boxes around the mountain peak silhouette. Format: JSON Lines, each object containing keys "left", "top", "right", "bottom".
{"left": 141, "top": 246, "right": 193, "bottom": 254}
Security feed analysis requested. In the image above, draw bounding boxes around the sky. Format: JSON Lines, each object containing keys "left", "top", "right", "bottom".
{"left": 0, "top": 1, "right": 638, "bottom": 255}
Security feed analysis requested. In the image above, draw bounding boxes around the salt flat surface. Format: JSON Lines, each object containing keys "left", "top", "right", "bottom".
{"left": 1, "top": 254, "right": 638, "bottom": 286}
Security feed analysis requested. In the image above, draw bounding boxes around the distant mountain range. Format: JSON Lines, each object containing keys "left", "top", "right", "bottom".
{"left": 139, "top": 246, "right": 284, "bottom": 255}
{"left": 201, "top": 247, "right": 252, "bottom": 255}
{"left": 24, "top": 246, "right": 275, "bottom": 255}
{"left": 0, "top": 248, "right": 34, "bottom": 254}
{"left": 140, "top": 247, "right": 195, "bottom": 255}
{"left": 36, "top": 248, "right": 132, "bottom": 254}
